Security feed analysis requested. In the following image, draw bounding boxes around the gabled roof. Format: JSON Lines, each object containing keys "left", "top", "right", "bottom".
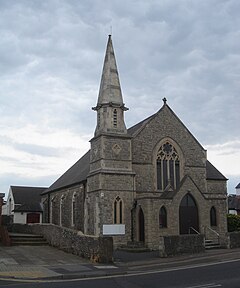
{"left": 44, "top": 142, "right": 226, "bottom": 196}
{"left": 127, "top": 114, "right": 156, "bottom": 136}
{"left": 43, "top": 150, "right": 90, "bottom": 194}
{"left": 206, "top": 160, "right": 227, "bottom": 181}
{"left": 10, "top": 186, "right": 47, "bottom": 213}
{"left": 236, "top": 183, "right": 240, "bottom": 189}
{"left": 128, "top": 103, "right": 205, "bottom": 151}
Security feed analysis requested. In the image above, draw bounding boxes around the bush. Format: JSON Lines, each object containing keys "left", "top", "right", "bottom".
{"left": 227, "top": 214, "right": 240, "bottom": 232}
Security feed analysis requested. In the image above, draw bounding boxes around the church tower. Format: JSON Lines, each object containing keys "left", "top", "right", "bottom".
{"left": 86, "top": 36, "right": 135, "bottom": 245}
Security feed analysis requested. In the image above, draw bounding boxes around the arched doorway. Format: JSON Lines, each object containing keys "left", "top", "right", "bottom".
{"left": 179, "top": 193, "right": 199, "bottom": 234}
{"left": 138, "top": 207, "right": 145, "bottom": 242}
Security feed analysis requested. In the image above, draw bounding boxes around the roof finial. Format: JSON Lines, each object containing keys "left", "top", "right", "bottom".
{"left": 162, "top": 97, "right": 167, "bottom": 105}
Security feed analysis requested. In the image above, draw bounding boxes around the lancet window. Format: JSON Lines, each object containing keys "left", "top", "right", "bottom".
{"left": 159, "top": 206, "right": 167, "bottom": 228}
{"left": 113, "top": 196, "right": 123, "bottom": 224}
{"left": 72, "top": 193, "right": 77, "bottom": 227}
{"left": 113, "top": 109, "right": 118, "bottom": 127}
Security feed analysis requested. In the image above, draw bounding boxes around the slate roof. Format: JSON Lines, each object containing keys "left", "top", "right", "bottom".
{"left": 206, "top": 160, "right": 227, "bottom": 181}
{"left": 236, "top": 183, "right": 240, "bottom": 189}
{"left": 42, "top": 150, "right": 90, "bottom": 194}
{"left": 127, "top": 114, "right": 156, "bottom": 136}
{"left": 11, "top": 186, "right": 47, "bottom": 212}
{"left": 44, "top": 141, "right": 227, "bottom": 195}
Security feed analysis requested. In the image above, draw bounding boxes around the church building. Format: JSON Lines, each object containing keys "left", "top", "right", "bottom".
{"left": 42, "top": 35, "right": 228, "bottom": 249}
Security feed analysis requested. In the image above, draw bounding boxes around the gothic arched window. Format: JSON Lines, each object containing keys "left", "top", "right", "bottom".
{"left": 210, "top": 206, "right": 217, "bottom": 226}
{"left": 60, "top": 195, "right": 64, "bottom": 226}
{"left": 157, "top": 141, "right": 180, "bottom": 191}
{"left": 50, "top": 197, "right": 54, "bottom": 224}
{"left": 113, "top": 109, "right": 117, "bottom": 127}
{"left": 159, "top": 206, "right": 167, "bottom": 228}
{"left": 72, "top": 193, "right": 77, "bottom": 227}
{"left": 113, "top": 196, "right": 123, "bottom": 224}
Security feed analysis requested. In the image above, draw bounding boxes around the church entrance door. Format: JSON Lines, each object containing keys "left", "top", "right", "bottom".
{"left": 138, "top": 208, "right": 145, "bottom": 242}
{"left": 179, "top": 194, "right": 199, "bottom": 234}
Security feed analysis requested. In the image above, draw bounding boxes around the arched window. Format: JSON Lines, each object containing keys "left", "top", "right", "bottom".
{"left": 60, "top": 195, "right": 64, "bottom": 226}
{"left": 113, "top": 196, "right": 123, "bottom": 224}
{"left": 210, "top": 206, "right": 217, "bottom": 226}
{"left": 113, "top": 109, "right": 117, "bottom": 127}
{"left": 157, "top": 141, "right": 180, "bottom": 191}
{"left": 72, "top": 193, "right": 77, "bottom": 227}
{"left": 159, "top": 206, "right": 167, "bottom": 228}
{"left": 50, "top": 197, "right": 54, "bottom": 224}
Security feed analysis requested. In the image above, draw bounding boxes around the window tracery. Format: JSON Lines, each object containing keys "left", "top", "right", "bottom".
{"left": 157, "top": 141, "right": 180, "bottom": 190}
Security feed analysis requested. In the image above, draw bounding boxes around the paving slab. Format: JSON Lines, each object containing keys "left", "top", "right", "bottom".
{"left": 1, "top": 244, "right": 240, "bottom": 281}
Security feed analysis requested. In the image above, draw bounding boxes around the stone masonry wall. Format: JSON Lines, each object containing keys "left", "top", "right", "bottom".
{"left": 159, "top": 234, "right": 205, "bottom": 257}
{"left": 227, "top": 232, "right": 240, "bottom": 249}
{"left": 132, "top": 106, "right": 207, "bottom": 193}
{"left": 207, "top": 180, "right": 227, "bottom": 195}
{"left": 9, "top": 223, "right": 113, "bottom": 263}
{"left": 42, "top": 184, "right": 85, "bottom": 232}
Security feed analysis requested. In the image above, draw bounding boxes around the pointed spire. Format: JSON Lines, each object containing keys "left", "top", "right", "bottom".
{"left": 92, "top": 36, "right": 128, "bottom": 136}
{"left": 93, "top": 35, "right": 127, "bottom": 110}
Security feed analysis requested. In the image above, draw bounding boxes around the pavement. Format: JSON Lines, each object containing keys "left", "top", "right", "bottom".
{"left": 1, "top": 244, "right": 240, "bottom": 281}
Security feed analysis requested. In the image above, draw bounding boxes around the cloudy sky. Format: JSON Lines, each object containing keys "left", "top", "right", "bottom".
{"left": 0, "top": 0, "right": 239, "bottom": 198}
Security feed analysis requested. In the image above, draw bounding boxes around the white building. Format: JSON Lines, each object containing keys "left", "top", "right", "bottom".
{"left": 5, "top": 186, "right": 46, "bottom": 224}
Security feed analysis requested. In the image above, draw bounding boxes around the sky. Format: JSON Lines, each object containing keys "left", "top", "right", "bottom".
{"left": 0, "top": 0, "right": 239, "bottom": 198}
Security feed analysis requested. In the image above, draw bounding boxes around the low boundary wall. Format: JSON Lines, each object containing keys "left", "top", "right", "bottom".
{"left": 227, "top": 232, "right": 240, "bottom": 249}
{"left": 159, "top": 234, "right": 205, "bottom": 257}
{"left": 9, "top": 223, "right": 113, "bottom": 263}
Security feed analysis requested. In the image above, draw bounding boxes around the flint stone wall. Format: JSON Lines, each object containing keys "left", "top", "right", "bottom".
{"left": 9, "top": 223, "right": 113, "bottom": 263}
{"left": 227, "top": 232, "right": 240, "bottom": 249}
{"left": 159, "top": 234, "right": 205, "bottom": 257}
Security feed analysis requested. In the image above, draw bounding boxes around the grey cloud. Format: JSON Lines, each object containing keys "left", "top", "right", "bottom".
{"left": 0, "top": 0, "right": 239, "bottom": 195}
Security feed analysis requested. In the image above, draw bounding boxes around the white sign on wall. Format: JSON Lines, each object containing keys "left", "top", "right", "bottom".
{"left": 103, "top": 224, "right": 125, "bottom": 235}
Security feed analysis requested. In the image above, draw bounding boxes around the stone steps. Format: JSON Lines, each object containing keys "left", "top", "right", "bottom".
{"left": 9, "top": 233, "right": 48, "bottom": 246}
{"left": 204, "top": 239, "right": 221, "bottom": 250}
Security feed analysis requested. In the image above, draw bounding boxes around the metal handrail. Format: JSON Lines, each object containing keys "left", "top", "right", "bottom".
{"left": 205, "top": 226, "right": 220, "bottom": 237}
{"left": 204, "top": 226, "right": 220, "bottom": 245}
{"left": 188, "top": 226, "right": 200, "bottom": 235}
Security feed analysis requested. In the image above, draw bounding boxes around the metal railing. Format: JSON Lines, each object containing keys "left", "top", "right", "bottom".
{"left": 204, "top": 226, "right": 220, "bottom": 245}
{"left": 188, "top": 226, "right": 200, "bottom": 235}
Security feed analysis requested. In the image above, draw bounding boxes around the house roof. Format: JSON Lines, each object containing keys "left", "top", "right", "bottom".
{"left": 42, "top": 150, "right": 90, "bottom": 194}
{"left": 228, "top": 194, "right": 240, "bottom": 210}
{"left": 11, "top": 186, "right": 47, "bottom": 212}
{"left": 206, "top": 160, "right": 227, "bottom": 181}
{"left": 236, "top": 183, "right": 240, "bottom": 189}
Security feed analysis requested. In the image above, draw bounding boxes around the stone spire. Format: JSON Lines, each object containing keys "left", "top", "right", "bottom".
{"left": 93, "top": 35, "right": 128, "bottom": 136}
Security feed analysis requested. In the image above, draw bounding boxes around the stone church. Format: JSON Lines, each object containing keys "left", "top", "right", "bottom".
{"left": 42, "top": 35, "right": 228, "bottom": 249}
